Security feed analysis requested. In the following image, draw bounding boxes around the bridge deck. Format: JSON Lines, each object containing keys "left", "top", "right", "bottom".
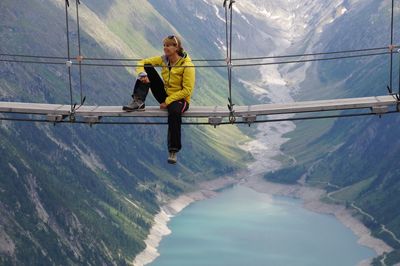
{"left": 0, "top": 95, "right": 397, "bottom": 124}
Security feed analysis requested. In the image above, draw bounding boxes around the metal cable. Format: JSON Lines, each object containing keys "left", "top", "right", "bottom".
{"left": 223, "top": 0, "right": 229, "bottom": 62}
{"left": 0, "top": 110, "right": 397, "bottom": 126}
{"left": 2, "top": 47, "right": 394, "bottom": 63}
{"left": 398, "top": 49, "right": 400, "bottom": 97}
{"left": 0, "top": 59, "right": 66, "bottom": 65}
{"left": 0, "top": 53, "right": 67, "bottom": 60}
{"left": 227, "top": 0, "right": 236, "bottom": 123}
{"left": 231, "top": 51, "right": 392, "bottom": 68}
{"left": 389, "top": 0, "right": 395, "bottom": 93}
{"left": 0, "top": 51, "right": 392, "bottom": 68}
{"left": 65, "top": 0, "right": 74, "bottom": 114}
{"left": 75, "top": 0, "right": 84, "bottom": 105}
{"left": 231, "top": 46, "right": 394, "bottom": 61}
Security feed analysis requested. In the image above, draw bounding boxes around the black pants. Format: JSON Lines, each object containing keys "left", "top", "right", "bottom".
{"left": 133, "top": 66, "right": 189, "bottom": 152}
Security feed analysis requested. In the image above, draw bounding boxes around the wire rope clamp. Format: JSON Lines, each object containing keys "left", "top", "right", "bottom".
{"left": 226, "top": 60, "right": 233, "bottom": 69}
{"left": 47, "top": 114, "right": 66, "bottom": 123}
{"left": 371, "top": 106, "right": 388, "bottom": 117}
{"left": 227, "top": 101, "right": 236, "bottom": 124}
{"left": 84, "top": 116, "right": 101, "bottom": 126}
{"left": 76, "top": 55, "right": 84, "bottom": 62}
{"left": 242, "top": 115, "right": 257, "bottom": 126}
{"left": 209, "top": 116, "right": 223, "bottom": 128}
{"left": 66, "top": 60, "right": 73, "bottom": 67}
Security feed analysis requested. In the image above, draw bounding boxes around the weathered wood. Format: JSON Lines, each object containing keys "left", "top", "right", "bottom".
{"left": 83, "top": 116, "right": 101, "bottom": 124}
{"left": 46, "top": 114, "right": 66, "bottom": 122}
{"left": 0, "top": 96, "right": 398, "bottom": 121}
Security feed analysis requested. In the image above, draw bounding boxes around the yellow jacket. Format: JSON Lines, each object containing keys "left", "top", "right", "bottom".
{"left": 136, "top": 52, "right": 195, "bottom": 105}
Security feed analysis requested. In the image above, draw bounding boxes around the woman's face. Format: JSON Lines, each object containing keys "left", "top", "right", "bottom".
{"left": 163, "top": 42, "right": 178, "bottom": 57}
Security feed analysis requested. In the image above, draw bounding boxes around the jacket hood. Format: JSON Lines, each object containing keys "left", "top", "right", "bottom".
{"left": 162, "top": 51, "right": 192, "bottom": 65}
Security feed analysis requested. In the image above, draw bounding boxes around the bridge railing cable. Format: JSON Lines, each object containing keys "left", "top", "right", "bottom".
{"left": 75, "top": 0, "right": 85, "bottom": 105}
{"left": 0, "top": 110, "right": 398, "bottom": 126}
{"left": 64, "top": 0, "right": 75, "bottom": 119}
{"left": 1, "top": 46, "right": 396, "bottom": 63}
{"left": 0, "top": 0, "right": 399, "bottom": 126}
{"left": 0, "top": 50, "right": 396, "bottom": 70}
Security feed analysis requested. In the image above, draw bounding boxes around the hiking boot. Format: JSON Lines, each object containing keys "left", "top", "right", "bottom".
{"left": 168, "top": 151, "right": 177, "bottom": 164}
{"left": 122, "top": 97, "right": 145, "bottom": 112}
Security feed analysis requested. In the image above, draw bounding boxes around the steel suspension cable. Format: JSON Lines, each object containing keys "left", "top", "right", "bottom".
{"left": 231, "top": 46, "right": 394, "bottom": 61}
{"left": 389, "top": 0, "right": 395, "bottom": 93}
{"left": 65, "top": 0, "right": 74, "bottom": 115}
{"left": 75, "top": 0, "right": 85, "bottom": 105}
{"left": 223, "top": 0, "right": 233, "bottom": 122}
{"left": 0, "top": 46, "right": 395, "bottom": 63}
{"left": 224, "top": 0, "right": 236, "bottom": 123}
{"left": 0, "top": 111, "right": 397, "bottom": 126}
{"left": 232, "top": 51, "right": 392, "bottom": 68}
{"left": 223, "top": 0, "right": 229, "bottom": 63}
{"left": 0, "top": 51, "right": 393, "bottom": 68}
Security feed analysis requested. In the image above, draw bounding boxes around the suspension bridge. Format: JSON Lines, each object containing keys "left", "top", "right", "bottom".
{"left": 0, "top": 0, "right": 399, "bottom": 126}
{"left": 0, "top": 95, "right": 398, "bottom": 126}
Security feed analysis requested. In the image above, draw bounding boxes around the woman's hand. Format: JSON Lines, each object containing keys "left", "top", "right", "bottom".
{"left": 160, "top": 102, "right": 168, "bottom": 109}
{"left": 140, "top": 76, "right": 150, "bottom": 84}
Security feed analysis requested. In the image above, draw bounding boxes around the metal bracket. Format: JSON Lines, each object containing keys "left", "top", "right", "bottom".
{"left": 76, "top": 55, "right": 84, "bottom": 62}
{"left": 47, "top": 114, "right": 67, "bottom": 126}
{"left": 242, "top": 115, "right": 257, "bottom": 126}
{"left": 209, "top": 117, "right": 223, "bottom": 128}
{"left": 371, "top": 106, "right": 389, "bottom": 118}
{"left": 47, "top": 114, "right": 66, "bottom": 122}
{"left": 84, "top": 116, "right": 101, "bottom": 125}
{"left": 227, "top": 98, "right": 236, "bottom": 124}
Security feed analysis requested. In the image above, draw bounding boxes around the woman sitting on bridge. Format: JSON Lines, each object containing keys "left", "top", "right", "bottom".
{"left": 123, "top": 35, "right": 196, "bottom": 164}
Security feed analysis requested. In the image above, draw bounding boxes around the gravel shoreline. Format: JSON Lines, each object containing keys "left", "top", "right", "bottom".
{"left": 133, "top": 174, "right": 392, "bottom": 266}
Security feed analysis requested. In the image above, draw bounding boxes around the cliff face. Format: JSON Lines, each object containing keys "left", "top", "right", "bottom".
{"left": 0, "top": 0, "right": 251, "bottom": 264}
{"left": 1, "top": 0, "right": 399, "bottom": 264}
{"left": 263, "top": 0, "right": 400, "bottom": 264}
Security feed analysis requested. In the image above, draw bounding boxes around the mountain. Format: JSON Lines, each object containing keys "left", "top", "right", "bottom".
{"left": 262, "top": 0, "right": 400, "bottom": 264}
{"left": 0, "top": 0, "right": 253, "bottom": 264}
{"left": 1, "top": 0, "right": 400, "bottom": 265}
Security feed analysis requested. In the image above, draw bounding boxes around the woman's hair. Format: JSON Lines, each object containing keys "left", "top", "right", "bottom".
{"left": 163, "top": 35, "right": 184, "bottom": 56}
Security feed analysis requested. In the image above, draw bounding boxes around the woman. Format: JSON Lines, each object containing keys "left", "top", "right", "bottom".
{"left": 123, "top": 35, "right": 195, "bottom": 164}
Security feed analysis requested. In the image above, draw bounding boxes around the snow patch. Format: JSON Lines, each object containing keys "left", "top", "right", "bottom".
{"left": 195, "top": 10, "right": 206, "bottom": 21}
{"left": 212, "top": 4, "right": 226, "bottom": 22}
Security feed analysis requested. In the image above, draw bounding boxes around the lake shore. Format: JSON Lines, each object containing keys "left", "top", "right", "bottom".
{"left": 243, "top": 175, "right": 393, "bottom": 266}
{"left": 132, "top": 176, "right": 238, "bottom": 266}
{"left": 133, "top": 173, "right": 392, "bottom": 266}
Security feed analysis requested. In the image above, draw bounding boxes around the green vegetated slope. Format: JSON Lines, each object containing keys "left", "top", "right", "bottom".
{"left": 0, "top": 0, "right": 252, "bottom": 264}
{"left": 264, "top": 1, "right": 400, "bottom": 264}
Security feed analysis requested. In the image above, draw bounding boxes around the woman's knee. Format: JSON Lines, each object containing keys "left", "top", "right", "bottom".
{"left": 168, "top": 103, "right": 182, "bottom": 116}
{"left": 144, "top": 65, "right": 156, "bottom": 74}
{"left": 168, "top": 108, "right": 181, "bottom": 116}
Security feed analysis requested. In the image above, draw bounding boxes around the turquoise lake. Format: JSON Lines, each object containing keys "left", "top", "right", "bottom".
{"left": 150, "top": 185, "right": 375, "bottom": 266}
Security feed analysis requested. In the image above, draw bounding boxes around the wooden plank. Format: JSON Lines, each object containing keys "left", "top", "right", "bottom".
{"left": 234, "top": 95, "right": 398, "bottom": 116}
{"left": 0, "top": 102, "right": 68, "bottom": 115}
{"left": 0, "top": 95, "right": 397, "bottom": 119}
